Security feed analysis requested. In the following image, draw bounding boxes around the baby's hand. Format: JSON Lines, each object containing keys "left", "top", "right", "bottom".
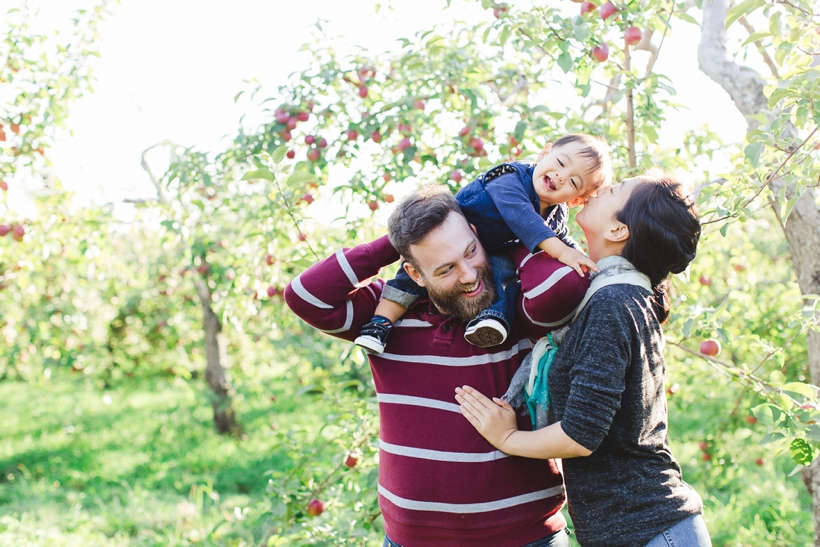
{"left": 557, "top": 247, "right": 599, "bottom": 278}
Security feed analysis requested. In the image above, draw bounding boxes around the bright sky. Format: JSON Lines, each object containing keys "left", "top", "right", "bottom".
{"left": 11, "top": 0, "right": 748, "bottom": 220}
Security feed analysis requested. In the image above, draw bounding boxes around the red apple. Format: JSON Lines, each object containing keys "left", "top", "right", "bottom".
{"left": 599, "top": 2, "right": 617, "bottom": 20}
{"left": 345, "top": 453, "right": 359, "bottom": 468}
{"left": 592, "top": 43, "right": 609, "bottom": 62}
{"left": 733, "top": 263, "right": 746, "bottom": 272}
{"left": 197, "top": 263, "right": 210, "bottom": 275}
{"left": 297, "top": 111, "right": 309, "bottom": 122}
{"left": 699, "top": 441, "right": 709, "bottom": 451}
{"left": 368, "top": 200, "right": 379, "bottom": 211}
{"left": 300, "top": 193, "right": 315, "bottom": 205}
{"left": 298, "top": 233, "right": 307, "bottom": 242}
{"left": 384, "top": 194, "right": 395, "bottom": 203}
{"left": 275, "top": 111, "right": 289, "bottom": 124}
{"left": 307, "top": 149, "right": 320, "bottom": 162}
{"left": 624, "top": 26, "right": 642, "bottom": 46}
{"left": 307, "top": 498, "right": 325, "bottom": 517}
{"left": 265, "top": 254, "right": 275, "bottom": 265}
{"left": 12, "top": 224, "right": 24, "bottom": 242}
{"left": 287, "top": 117, "right": 298, "bottom": 130}
{"left": 281, "top": 130, "right": 292, "bottom": 142}
{"left": 398, "top": 123, "right": 412, "bottom": 135}
{"left": 580, "top": 1, "right": 597, "bottom": 15}
{"left": 413, "top": 98, "right": 426, "bottom": 110}
{"left": 286, "top": 150, "right": 295, "bottom": 159}
{"left": 10, "top": 123, "right": 20, "bottom": 134}
{"left": 745, "top": 415, "right": 758, "bottom": 425}
{"left": 305, "top": 135, "right": 316, "bottom": 145}
{"left": 371, "top": 130, "right": 382, "bottom": 143}
{"left": 0, "top": 181, "right": 7, "bottom": 191}
{"left": 267, "top": 286, "right": 279, "bottom": 298}
{"left": 358, "top": 86, "right": 369, "bottom": 98}
{"left": 318, "top": 138, "right": 328, "bottom": 148}
{"left": 469, "top": 137, "right": 484, "bottom": 151}
{"left": 699, "top": 339, "right": 721, "bottom": 357}
{"left": 347, "top": 129, "right": 359, "bottom": 141}
{"left": 383, "top": 173, "right": 391, "bottom": 182}
{"left": 398, "top": 137, "right": 412, "bottom": 152}
{"left": 698, "top": 275, "right": 712, "bottom": 286}
{"left": 450, "top": 170, "right": 463, "bottom": 183}
{"left": 755, "top": 458, "right": 764, "bottom": 466}
{"left": 459, "top": 126, "right": 471, "bottom": 137}
{"left": 0, "top": 225, "right": 10, "bottom": 237}
{"left": 701, "top": 452, "right": 712, "bottom": 461}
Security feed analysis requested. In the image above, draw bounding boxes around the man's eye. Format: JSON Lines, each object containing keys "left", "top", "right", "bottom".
{"left": 467, "top": 246, "right": 477, "bottom": 256}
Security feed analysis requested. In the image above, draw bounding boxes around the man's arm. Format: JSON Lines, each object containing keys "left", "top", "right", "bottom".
{"left": 511, "top": 244, "right": 590, "bottom": 339}
{"left": 284, "top": 235, "right": 401, "bottom": 342}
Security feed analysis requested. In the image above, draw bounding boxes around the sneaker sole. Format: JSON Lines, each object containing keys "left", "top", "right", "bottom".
{"left": 354, "top": 335, "right": 385, "bottom": 354}
{"left": 464, "top": 327, "right": 506, "bottom": 348}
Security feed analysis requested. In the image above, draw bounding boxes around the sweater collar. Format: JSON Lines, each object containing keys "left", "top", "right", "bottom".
{"left": 590, "top": 255, "right": 640, "bottom": 282}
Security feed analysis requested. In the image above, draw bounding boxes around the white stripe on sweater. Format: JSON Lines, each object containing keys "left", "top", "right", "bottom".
{"left": 521, "top": 304, "right": 575, "bottom": 328}
{"left": 377, "top": 393, "right": 461, "bottom": 413}
{"left": 379, "top": 439, "right": 507, "bottom": 462}
{"left": 378, "top": 484, "right": 565, "bottom": 514}
{"left": 523, "top": 266, "right": 574, "bottom": 299}
{"left": 319, "top": 300, "right": 353, "bottom": 334}
{"left": 335, "top": 249, "right": 361, "bottom": 287}
{"left": 394, "top": 318, "right": 434, "bottom": 328}
{"left": 379, "top": 338, "right": 531, "bottom": 367}
{"left": 290, "top": 274, "right": 332, "bottom": 309}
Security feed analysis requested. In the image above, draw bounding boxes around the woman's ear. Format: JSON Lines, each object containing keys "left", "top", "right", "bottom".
{"left": 605, "top": 222, "right": 630, "bottom": 243}
{"left": 403, "top": 261, "right": 425, "bottom": 287}
{"left": 537, "top": 143, "right": 553, "bottom": 161}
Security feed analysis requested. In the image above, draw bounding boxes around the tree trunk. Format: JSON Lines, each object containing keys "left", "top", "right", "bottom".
{"left": 698, "top": 0, "right": 820, "bottom": 542}
{"left": 193, "top": 276, "right": 241, "bottom": 436}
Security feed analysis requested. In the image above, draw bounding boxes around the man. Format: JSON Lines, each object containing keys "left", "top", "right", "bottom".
{"left": 285, "top": 185, "right": 589, "bottom": 547}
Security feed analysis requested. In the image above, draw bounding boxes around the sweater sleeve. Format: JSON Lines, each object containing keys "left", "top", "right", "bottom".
{"left": 545, "top": 204, "right": 582, "bottom": 251}
{"left": 559, "top": 296, "right": 634, "bottom": 452}
{"left": 511, "top": 245, "right": 590, "bottom": 339}
{"left": 484, "top": 173, "right": 557, "bottom": 253}
{"left": 284, "top": 235, "right": 401, "bottom": 342}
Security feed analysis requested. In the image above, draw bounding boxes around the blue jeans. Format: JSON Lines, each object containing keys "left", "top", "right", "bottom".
{"left": 384, "top": 529, "right": 570, "bottom": 547}
{"left": 383, "top": 253, "right": 518, "bottom": 331}
{"left": 644, "top": 514, "right": 712, "bottom": 547}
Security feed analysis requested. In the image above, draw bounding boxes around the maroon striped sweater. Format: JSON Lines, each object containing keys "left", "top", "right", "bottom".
{"left": 284, "top": 235, "right": 589, "bottom": 547}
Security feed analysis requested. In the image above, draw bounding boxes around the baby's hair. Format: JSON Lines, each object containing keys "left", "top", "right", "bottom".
{"left": 552, "top": 133, "right": 613, "bottom": 189}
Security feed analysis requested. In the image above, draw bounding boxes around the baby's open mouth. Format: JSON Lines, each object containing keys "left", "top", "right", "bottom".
{"left": 544, "top": 175, "right": 556, "bottom": 191}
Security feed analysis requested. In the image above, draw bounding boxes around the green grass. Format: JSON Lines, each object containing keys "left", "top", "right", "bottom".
{"left": 0, "top": 371, "right": 331, "bottom": 547}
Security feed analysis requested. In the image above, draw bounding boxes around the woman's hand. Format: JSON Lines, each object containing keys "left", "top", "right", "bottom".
{"left": 455, "top": 385, "right": 519, "bottom": 451}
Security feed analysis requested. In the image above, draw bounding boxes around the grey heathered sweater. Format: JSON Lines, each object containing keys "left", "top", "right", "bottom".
{"left": 549, "top": 278, "right": 702, "bottom": 547}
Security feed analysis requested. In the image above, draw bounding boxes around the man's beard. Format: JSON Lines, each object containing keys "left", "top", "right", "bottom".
{"left": 422, "top": 263, "right": 496, "bottom": 322}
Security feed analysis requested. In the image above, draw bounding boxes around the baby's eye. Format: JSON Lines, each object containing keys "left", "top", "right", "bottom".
{"left": 557, "top": 159, "right": 565, "bottom": 167}
{"left": 571, "top": 179, "right": 578, "bottom": 189}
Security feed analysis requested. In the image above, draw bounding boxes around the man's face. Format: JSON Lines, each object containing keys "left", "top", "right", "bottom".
{"left": 404, "top": 212, "right": 496, "bottom": 322}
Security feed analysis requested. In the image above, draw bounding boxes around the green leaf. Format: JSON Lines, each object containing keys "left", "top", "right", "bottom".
{"left": 741, "top": 32, "right": 770, "bottom": 47}
{"left": 233, "top": 90, "right": 244, "bottom": 103}
{"left": 514, "top": 121, "right": 527, "bottom": 142}
{"left": 744, "top": 142, "right": 763, "bottom": 167}
{"left": 271, "top": 147, "right": 288, "bottom": 164}
{"left": 242, "top": 168, "right": 275, "bottom": 182}
{"left": 807, "top": 425, "right": 820, "bottom": 443}
{"left": 725, "top": 0, "right": 759, "bottom": 29}
{"left": 767, "top": 87, "right": 790, "bottom": 109}
{"left": 752, "top": 403, "right": 779, "bottom": 426}
{"left": 676, "top": 11, "right": 699, "bottom": 25}
{"left": 782, "top": 382, "right": 818, "bottom": 400}
{"left": 720, "top": 223, "right": 729, "bottom": 237}
{"left": 572, "top": 19, "right": 590, "bottom": 42}
{"left": 790, "top": 438, "right": 815, "bottom": 466}
{"left": 556, "top": 51, "right": 573, "bottom": 74}
{"left": 286, "top": 170, "right": 318, "bottom": 187}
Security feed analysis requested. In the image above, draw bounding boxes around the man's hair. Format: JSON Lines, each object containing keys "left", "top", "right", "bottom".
{"left": 553, "top": 133, "right": 614, "bottom": 190}
{"left": 387, "top": 185, "right": 462, "bottom": 266}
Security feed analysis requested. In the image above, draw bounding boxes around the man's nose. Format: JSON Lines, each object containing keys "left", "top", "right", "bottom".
{"left": 457, "top": 263, "right": 478, "bottom": 284}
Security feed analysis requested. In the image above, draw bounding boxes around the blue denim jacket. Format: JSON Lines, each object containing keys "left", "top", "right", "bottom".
{"left": 456, "top": 162, "right": 580, "bottom": 253}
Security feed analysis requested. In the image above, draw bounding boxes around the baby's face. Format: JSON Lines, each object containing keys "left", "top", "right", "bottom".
{"left": 532, "top": 141, "right": 604, "bottom": 208}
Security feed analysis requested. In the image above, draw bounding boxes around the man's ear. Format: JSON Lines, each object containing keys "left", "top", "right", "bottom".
{"left": 604, "top": 222, "right": 630, "bottom": 243}
{"left": 403, "top": 261, "right": 425, "bottom": 287}
{"left": 469, "top": 223, "right": 478, "bottom": 236}
{"left": 537, "top": 143, "right": 553, "bottom": 161}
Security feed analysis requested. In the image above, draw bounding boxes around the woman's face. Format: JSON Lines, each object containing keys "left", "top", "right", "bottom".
{"left": 576, "top": 176, "right": 642, "bottom": 244}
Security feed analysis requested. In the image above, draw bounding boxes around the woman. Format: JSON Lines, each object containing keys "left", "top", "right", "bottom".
{"left": 455, "top": 173, "right": 711, "bottom": 547}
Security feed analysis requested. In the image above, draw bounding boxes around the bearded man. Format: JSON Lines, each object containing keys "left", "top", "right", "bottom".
{"left": 284, "top": 185, "right": 588, "bottom": 547}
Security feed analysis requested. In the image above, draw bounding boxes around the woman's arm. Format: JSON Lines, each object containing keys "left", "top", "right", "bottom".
{"left": 455, "top": 385, "right": 592, "bottom": 459}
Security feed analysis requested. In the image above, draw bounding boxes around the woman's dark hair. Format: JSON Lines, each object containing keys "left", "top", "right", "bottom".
{"left": 616, "top": 174, "right": 701, "bottom": 322}
{"left": 387, "top": 184, "right": 462, "bottom": 268}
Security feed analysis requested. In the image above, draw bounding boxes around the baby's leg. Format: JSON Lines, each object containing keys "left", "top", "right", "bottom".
{"left": 373, "top": 298, "right": 409, "bottom": 324}
{"left": 464, "top": 253, "right": 518, "bottom": 348}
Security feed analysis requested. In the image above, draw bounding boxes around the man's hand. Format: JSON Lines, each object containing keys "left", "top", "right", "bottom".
{"left": 455, "top": 385, "right": 519, "bottom": 452}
